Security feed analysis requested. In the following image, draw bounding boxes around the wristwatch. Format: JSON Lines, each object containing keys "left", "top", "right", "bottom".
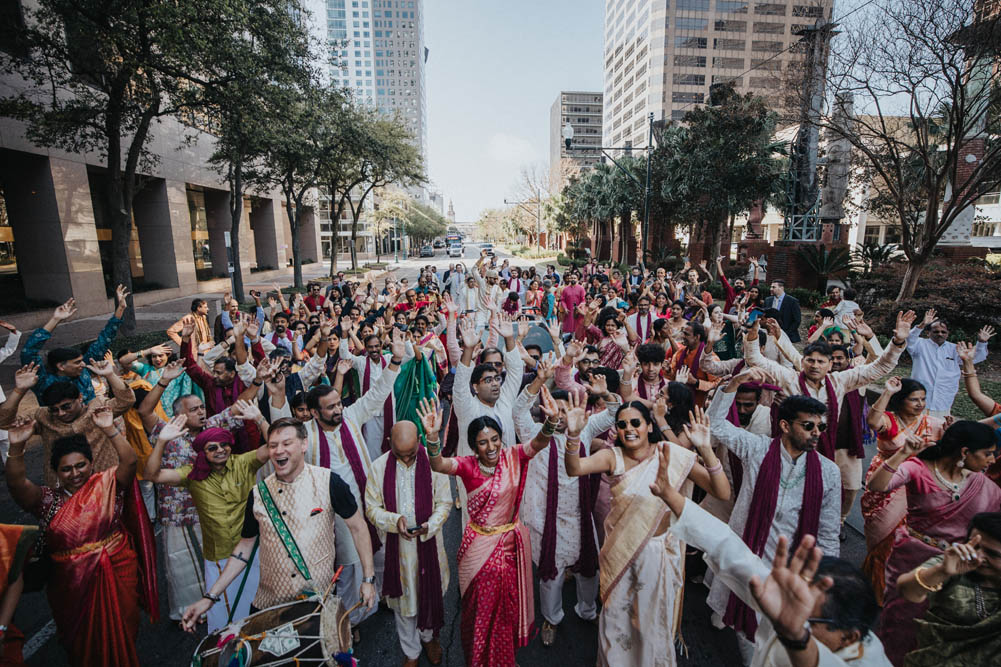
{"left": 203, "top": 591, "right": 222, "bottom": 603}
{"left": 361, "top": 575, "right": 376, "bottom": 585}
{"left": 775, "top": 625, "right": 812, "bottom": 651}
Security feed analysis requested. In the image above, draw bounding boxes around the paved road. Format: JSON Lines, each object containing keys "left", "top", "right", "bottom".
{"left": 4, "top": 244, "right": 865, "bottom": 666}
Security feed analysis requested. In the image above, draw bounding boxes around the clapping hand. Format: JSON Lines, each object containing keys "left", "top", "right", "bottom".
{"left": 158, "top": 414, "right": 189, "bottom": 443}
{"left": 91, "top": 405, "right": 115, "bottom": 430}
{"left": 749, "top": 534, "right": 833, "bottom": 645}
{"left": 14, "top": 363, "right": 39, "bottom": 391}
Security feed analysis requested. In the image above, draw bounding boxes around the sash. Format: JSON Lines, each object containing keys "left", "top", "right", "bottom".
{"left": 637, "top": 376, "right": 665, "bottom": 401}
{"left": 538, "top": 437, "right": 560, "bottom": 581}
{"left": 363, "top": 355, "right": 394, "bottom": 453}
{"left": 798, "top": 373, "right": 839, "bottom": 460}
{"left": 318, "top": 424, "right": 382, "bottom": 551}
{"left": 634, "top": 312, "right": 652, "bottom": 342}
{"left": 576, "top": 439, "right": 599, "bottom": 578}
{"left": 256, "top": 480, "right": 311, "bottom": 581}
{"left": 837, "top": 388, "right": 867, "bottom": 459}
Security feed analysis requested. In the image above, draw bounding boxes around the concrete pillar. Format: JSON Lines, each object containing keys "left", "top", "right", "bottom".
{"left": 204, "top": 189, "right": 230, "bottom": 279}
{"left": 0, "top": 152, "right": 105, "bottom": 310}
{"left": 133, "top": 179, "right": 181, "bottom": 289}
{"left": 249, "top": 197, "right": 281, "bottom": 270}
{"left": 297, "top": 206, "right": 320, "bottom": 265}
{"left": 164, "top": 180, "right": 200, "bottom": 292}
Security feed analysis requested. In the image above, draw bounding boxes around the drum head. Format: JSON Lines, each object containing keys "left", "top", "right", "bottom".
{"left": 319, "top": 594, "right": 352, "bottom": 664}
{"left": 219, "top": 638, "right": 253, "bottom": 667}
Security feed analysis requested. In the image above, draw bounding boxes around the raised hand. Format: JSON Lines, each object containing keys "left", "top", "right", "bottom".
{"left": 443, "top": 292, "right": 458, "bottom": 316}
{"left": 495, "top": 314, "right": 515, "bottom": 339}
{"left": 53, "top": 298, "right": 77, "bottom": 322}
{"left": 14, "top": 363, "right": 39, "bottom": 391}
{"left": 621, "top": 348, "right": 638, "bottom": 377}
{"left": 584, "top": 370, "right": 608, "bottom": 397}
{"left": 648, "top": 442, "right": 673, "bottom": 499}
{"left": 941, "top": 534, "right": 982, "bottom": 576}
{"left": 653, "top": 392, "right": 668, "bottom": 422}
{"left": 336, "top": 358, "right": 353, "bottom": 376}
{"left": 115, "top": 284, "right": 130, "bottom": 310}
{"left": 749, "top": 534, "right": 833, "bottom": 644}
{"left": 921, "top": 308, "right": 938, "bottom": 328}
{"left": 254, "top": 357, "right": 272, "bottom": 383}
{"left": 565, "top": 391, "right": 587, "bottom": 438}
{"left": 147, "top": 343, "right": 172, "bottom": 357}
{"left": 180, "top": 315, "right": 195, "bottom": 340}
{"left": 675, "top": 364, "right": 691, "bottom": 386}
{"left": 894, "top": 310, "right": 917, "bottom": 342}
{"left": 0, "top": 319, "right": 18, "bottom": 333}
{"left": 534, "top": 360, "right": 555, "bottom": 384}
{"left": 160, "top": 359, "right": 185, "bottom": 381}
{"left": 231, "top": 315, "right": 246, "bottom": 338}
{"left": 416, "top": 397, "right": 442, "bottom": 439}
{"left": 900, "top": 431, "right": 934, "bottom": 457}
{"left": 158, "top": 414, "right": 190, "bottom": 443}
{"left": 390, "top": 325, "right": 407, "bottom": 360}
{"left": 91, "top": 405, "right": 115, "bottom": 430}
{"left": 884, "top": 376, "right": 902, "bottom": 394}
{"left": 821, "top": 317, "right": 835, "bottom": 329}
{"left": 6, "top": 416, "right": 35, "bottom": 446}
{"left": 956, "top": 340, "right": 976, "bottom": 363}
{"left": 459, "top": 317, "right": 480, "bottom": 349}
{"left": 245, "top": 316, "right": 261, "bottom": 340}
{"left": 538, "top": 385, "right": 561, "bottom": 422}
{"left": 707, "top": 322, "right": 724, "bottom": 347}
{"left": 763, "top": 317, "right": 782, "bottom": 342}
{"left": 85, "top": 358, "right": 115, "bottom": 377}
{"left": 978, "top": 325, "right": 996, "bottom": 343}
{"left": 682, "top": 405, "right": 711, "bottom": 451}
{"left": 231, "top": 399, "right": 262, "bottom": 423}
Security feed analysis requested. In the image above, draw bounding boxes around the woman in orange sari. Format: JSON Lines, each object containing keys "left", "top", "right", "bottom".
{"left": 861, "top": 377, "right": 945, "bottom": 602}
{"left": 4, "top": 407, "right": 155, "bottom": 667}
{"left": 422, "top": 389, "right": 563, "bottom": 666}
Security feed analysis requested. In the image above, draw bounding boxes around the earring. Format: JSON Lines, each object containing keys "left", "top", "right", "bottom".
{"left": 957, "top": 459, "right": 965, "bottom": 469}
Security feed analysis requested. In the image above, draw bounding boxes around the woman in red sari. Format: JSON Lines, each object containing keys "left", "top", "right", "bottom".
{"left": 421, "top": 389, "right": 570, "bottom": 666}
{"left": 4, "top": 407, "right": 151, "bottom": 667}
{"left": 866, "top": 420, "right": 1001, "bottom": 666}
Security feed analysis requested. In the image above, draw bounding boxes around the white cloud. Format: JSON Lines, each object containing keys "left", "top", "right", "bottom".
{"left": 486, "top": 133, "right": 539, "bottom": 165}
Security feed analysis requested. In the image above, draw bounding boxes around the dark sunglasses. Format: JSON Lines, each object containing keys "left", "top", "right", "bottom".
{"left": 797, "top": 421, "right": 828, "bottom": 432}
{"left": 204, "top": 443, "right": 231, "bottom": 453}
{"left": 617, "top": 418, "right": 643, "bottom": 429}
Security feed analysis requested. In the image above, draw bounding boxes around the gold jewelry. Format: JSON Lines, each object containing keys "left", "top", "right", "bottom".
{"left": 914, "top": 566, "right": 943, "bottom": 592}
{"left": 799, "top": 573, "right": 813, "bottom": 583}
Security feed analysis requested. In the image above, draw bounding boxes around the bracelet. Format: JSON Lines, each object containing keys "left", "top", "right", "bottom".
{"left": 203, "top": 591, "right": 221, "bottom": 603}
{"left": 775, "top": 626, "right": 812, "bottom": 651}
{"left": 913, "top": 566, "right": 943, "bottom": 592}
{"left": 541, "top": 421, "right": 557, "bottom": 437}
{"left": 425, "top": 439, "right": 442, "bottom": 457}
{"left": 253, "top": 380, "right": 263, "bottom": 386}
{"left": 157, "top": 381, "right": 170, "bottom": 388}
{"left": 706, "top": 462, "right": 723, "bottom": 475}
{"left": 881, "top": 461, "right": 898, "bottom": 474}
{"left": 230, "top": 552, "right": 249, "bottom": 564}
{"left": 104, "top": 429, "right": 121, "bottom": 438}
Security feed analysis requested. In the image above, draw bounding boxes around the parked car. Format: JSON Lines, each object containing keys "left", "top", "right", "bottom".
{"left": 447, "top": 243, "right": 463, "bottom": 258}
{"left": 433, "top": 239, "right": 445, "bottom": 248}
{"left": 420, "top": 244, "right": 434, "bottom": 257}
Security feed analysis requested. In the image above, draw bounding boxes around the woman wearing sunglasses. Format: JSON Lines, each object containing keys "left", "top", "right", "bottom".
{"left": 565, "top": 400, "right": 730, "bottom": 666}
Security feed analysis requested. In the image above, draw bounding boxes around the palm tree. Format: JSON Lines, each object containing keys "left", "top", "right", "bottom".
{"left": 796, "top": 244, "right": 852, "bottom": 293}
{"left": 851, "top": 242, "right": 902, "bottom": 278}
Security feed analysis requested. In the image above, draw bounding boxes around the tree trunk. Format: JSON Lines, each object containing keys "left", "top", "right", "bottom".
{"left": 328, "top": 188, "right": 339, "bottom": 279}
{"left": 103, "top": 116, "right": 136, "bottom": 333}
{"left": 896, "top": 257, "right": 926, "bottom": 301}
{"left": 286, "top": 197, "right": 303, "bottom": 288}
{"left": 350, "top": 215, "right": 360, "bottom": 271}
{"left": 228, "top": 163, "right": 245, "bottom": 303}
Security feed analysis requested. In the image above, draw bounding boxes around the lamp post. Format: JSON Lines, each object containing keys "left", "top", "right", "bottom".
{"left": 393, "top": 215, "right": 399, "bottom": 263}
{"left": 564, "top": 114, "right": 655, "bottom": 270}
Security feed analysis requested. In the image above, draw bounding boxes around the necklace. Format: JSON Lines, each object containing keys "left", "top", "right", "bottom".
{"left": 933, "top": 464, "right": 962, "bottom": 502}
{"left": 478, "top": 461, "right": 496, "bottom": 476}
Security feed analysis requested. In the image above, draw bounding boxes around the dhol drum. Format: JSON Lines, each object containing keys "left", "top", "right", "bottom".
{"left": 190, "top": 592, "right": 360, "bottom": 667}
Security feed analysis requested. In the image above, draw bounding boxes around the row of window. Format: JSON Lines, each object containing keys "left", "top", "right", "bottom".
{"left": 675, "top": 18, "right": 792, "bottom": 33}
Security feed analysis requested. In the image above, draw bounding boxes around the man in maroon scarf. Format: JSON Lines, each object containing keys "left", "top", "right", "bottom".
{"left": 668, "top": 321, "right": 719, "bottom": 406}
{"left": 364, "top": 421, "right": 452, "bottom": 666}
{"left": 830, "top": 344, "right": 868, "bottom": 541}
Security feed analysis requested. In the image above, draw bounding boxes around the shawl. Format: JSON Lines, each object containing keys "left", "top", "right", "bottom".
{"left": 382, "top": 448, "right": 444, "bottom": 632}
{"left": 724, "top": 437, "right": 823, "bottom": 640}
{"left": 836, "top": 388, "right": 867, "bottom": 459}
{"left": 187, "top": 428, "right": 235, "bottom": 482}
{"left": 798, "top": 372, "right": 839, "bottom": 460}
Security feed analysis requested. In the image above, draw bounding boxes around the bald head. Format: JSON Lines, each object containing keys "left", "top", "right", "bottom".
{"left": 390, "top": 421, "right": 420, "bottom": 466}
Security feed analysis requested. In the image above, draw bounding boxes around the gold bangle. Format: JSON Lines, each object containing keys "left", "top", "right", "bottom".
{"left": 913, "top": 566, "right": 943, "bottom": 592}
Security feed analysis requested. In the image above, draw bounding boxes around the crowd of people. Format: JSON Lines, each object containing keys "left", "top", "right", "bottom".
{"left": 0, "top": 248, "right": 998, "bottom": 667}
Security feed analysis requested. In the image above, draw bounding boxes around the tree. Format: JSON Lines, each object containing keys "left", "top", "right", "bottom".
{"left": 656, "top": 85, "right": 785, "bottom": 275}
{"left": 402, "top": 200, "right": 448, "bottom": 250}
{"left": 370, "top": 190, "right": 411, "bottom": 263}
{"left": 816, "top": 0, "right": 1001, "bottom": 300}
{"left": 198, "top": 2, "right": 314, "bottom": 302}
{"left": 796, "top": 244, "right": 852, "bottom": 292}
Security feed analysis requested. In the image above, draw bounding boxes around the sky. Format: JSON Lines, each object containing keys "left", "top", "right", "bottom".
{"left": 423, "top": 0, "right": 605, "bottom": 222}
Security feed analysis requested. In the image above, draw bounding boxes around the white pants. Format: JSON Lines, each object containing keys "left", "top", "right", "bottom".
{"left": 164, "top": 524, "right": 205, "bottom": 621}
{"left": 394, "top": 609, "right": 434, "bottom": 660}
{"left": 539, "top": 567, "right": 599, "bottom": 625}
{"left": 204, "top": 551, "right": 260, "bottom": 632}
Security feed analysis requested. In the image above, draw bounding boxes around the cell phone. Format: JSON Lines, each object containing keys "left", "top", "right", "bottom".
{"left": 407, "top": 525, "right": 420, "bottom": 534}
{"left": 744, "top": 310, "right": 762, "bottom": 326}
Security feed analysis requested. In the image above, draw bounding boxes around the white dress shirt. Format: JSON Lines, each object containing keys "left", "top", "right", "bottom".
{"left": 452, "top": 346, "right": 525, "bottom": 457}
{"left": 906, "top": 327, "right": 988, "bottom": 413}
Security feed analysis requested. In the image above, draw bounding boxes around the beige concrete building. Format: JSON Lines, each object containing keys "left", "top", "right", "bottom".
{"left": 549, "top": 91, "right": 604, "bottom": 187}
{"left": 602, "top": 0, "right": 835, "bottom": 151}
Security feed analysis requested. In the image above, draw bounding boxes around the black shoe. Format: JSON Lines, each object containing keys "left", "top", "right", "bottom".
{"left": 840, "top": 525, "right": 848, "bottom": 542}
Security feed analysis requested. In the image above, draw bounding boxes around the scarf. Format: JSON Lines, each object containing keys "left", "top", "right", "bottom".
{"left": 270, "top": 329, "right": 293, "bottom": 347}
{"left": 675, "top": 341, "right": 706, "bottom": 379}
{"left": 363, "top": 355, "right": 394, "bottom": 454}
{"left": 836, "top": 388, "right": 867, "bottom": 459}
{"left": 510, "top": 277, "right": 520, "bottom": 294}
{"left": 798, "top": 373, "right": 839, "bottom": 460}
{"left": 637, "top": 375, "right": 665, "bottom": 401}
{"left": 188, "top": 428, "right": 235, "bottom": 482}
{"left": 539, "top": 432, "right": 600, "bottom": 581}
{"left": 382, "top": 448, "right": 444, "bottom": 632}
{"left": 317, "top": 423, "right": 382, "bottom": 552}
{"left": 633, "top": 311, "right": 652, "bottom": 342}
{"left": 724, "top": 437, "right": 823, "bottom": 640}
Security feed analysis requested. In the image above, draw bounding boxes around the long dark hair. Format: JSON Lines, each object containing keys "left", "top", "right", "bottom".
{"left": 887, "top": 378, "right": 926, "bottom": 413}
{"left": 918, "top": 420, "right": 997, "bottom": 462}
{"left": 613, "top": 401, "right": 666, "bottom": 448}
{"left": 665, "top": 382, "right": 694, "bottom": 434}
{"left": 467, "top": 416, "right": 503, "bottom": 449}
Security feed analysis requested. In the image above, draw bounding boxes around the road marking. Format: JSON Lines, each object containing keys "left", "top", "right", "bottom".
{"left": 23, "top": 619, "right": 56, "bottom": 658}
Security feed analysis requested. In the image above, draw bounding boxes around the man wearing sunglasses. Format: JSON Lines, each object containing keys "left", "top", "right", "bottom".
{"left": 706, "top": 367, "right": 843, "bottom": 662}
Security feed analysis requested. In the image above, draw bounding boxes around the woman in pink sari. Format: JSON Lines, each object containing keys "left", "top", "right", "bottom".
{"left": 4, "top": 409, "right": 156, "bottom": 667}
{"left": 422, "top": 389, "right": 568, "bottom": 666}
{"left": 866, "top": 420, "right": 1000, "bottom": 666}
{"left": 861, "top": 377, "right": 945, "bottom": 603}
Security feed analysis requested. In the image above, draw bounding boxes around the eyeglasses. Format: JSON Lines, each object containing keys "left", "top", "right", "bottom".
{"left": 49, "top": 402, "right": 78, "bottom": 415}
{"left": 578, "top": 359, "right": 596, "bottom": 366}
{"left": 797, "top": 421, "right": 828, "bottom": 432}
{"left": 807, "top": 617, "right": 836, "bottom": 625}
{"left": 479, "top": 375, "right": 502, "bottom": 385}
{"left": 617, "top": 418, "right": 643, "bottom": 429}
{"left": 204, "top": 443, "right": 231, "bottom": 453}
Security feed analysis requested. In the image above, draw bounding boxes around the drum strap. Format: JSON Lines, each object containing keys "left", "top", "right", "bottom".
{"left": 226, "top": 537, "right": 258, "bottom": 624}
{"left": 257, "top": 480, "right": 312, "bottom": 581}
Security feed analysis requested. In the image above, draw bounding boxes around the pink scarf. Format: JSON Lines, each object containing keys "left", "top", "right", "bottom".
{"left": 382, "top": 448, "right": 444, "bottom": 631}
{"left": 724, "top": 437, "right": 823, "bottom": 640}
{"left": 798, "top": 373, "right": 839, "bottom": 460}
{"left": 363, "top": 355, "right": 394, "bottom": 454}
{"left": 317, "top": 423, "right": 382, "bottom": 552}
{"left": 187, "top": 428, "right": 235, "bottom": 482}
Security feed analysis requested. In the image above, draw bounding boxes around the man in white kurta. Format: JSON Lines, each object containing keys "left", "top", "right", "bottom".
{"left": 906, "top": 313, "right": 990, "bottom": 416}
{"left": 707, "top": 385, "right": 842, "bottom": 663}
{"left": 512, "top": 376, "right": 618, "bottom": 643}
{"left": 365, "top": 422, "right": 452, "bottom": 665}
{"left": 305, "top": 342, "right": 402, "bottom": 625}
{"left": 339, "top": 336, "right": 414, "bottom": 459}
{"left": 472, "top": 253, "right": 504, "bottom": 327}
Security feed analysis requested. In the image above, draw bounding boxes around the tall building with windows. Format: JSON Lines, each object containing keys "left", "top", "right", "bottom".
{"left": 549, "top": 91, "right": 603, "bottom": 188}
{"left": 602, "top": 0, "right": 834, "bottom": 152}
{"left": 308, "top": 0, "right": 428, "bottom": 259}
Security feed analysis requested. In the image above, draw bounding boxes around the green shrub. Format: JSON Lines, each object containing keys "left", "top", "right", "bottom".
{"left": 787, "top": 287, "right": 824, "bottom": 308}
{"left": 557, "top": 253, "right": 571, "bottom": 266}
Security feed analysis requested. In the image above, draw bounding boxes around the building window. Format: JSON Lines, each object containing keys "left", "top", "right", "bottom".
{"left": 753, "top": 22, "right": 786, "bottom": 33}
{"left": 977, "top": 189, "right": 1000, "bottom": 205}
{"left": 751, "top": 40, "right": 783, "bottom": 52}
{"left": 716, "top": 1, "right": 748, "bottom": 12}
{"left": 754, "top": 3, "right": 787, "bottom": 15}
{"left": 672, "top": 109, "right": 688, "bottom": 120}
{"left": 714, "top": 20, "right": 747, "bottom": 32}
{"left": 676, "top": 17, "right": 709, "bottom": 30}
{"left": 672, "top": 92, "right": 705, "bottom": 104}
{"left": 674, "top": 55, "right": 707, "bottom": 67}
{"left": 714, "top": 38, "right": 746, "bottom": 50}
{"left": 677, "top": 0, "right": 711, "bottom": 9}
{"left": 674, "top": 73, "right": 706, "bottom": 85}
{"left": 713, "top": 57, "right": 745, "bottom": 69}
{"left": 675, "top": 36, "right": 708, "bottom": 49}
{"left": 883, "top": 226, "right": 902, "bottom": 244}
{"left": 792, "top": 5, "right": 824, "bottom": 17}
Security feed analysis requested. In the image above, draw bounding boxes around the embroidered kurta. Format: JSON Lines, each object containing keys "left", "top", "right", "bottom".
{"left": 364, "top": 453, "right": 452, "bottom": 617}
{"left": 705, "top": 390, "right": 841, "bottom": 618}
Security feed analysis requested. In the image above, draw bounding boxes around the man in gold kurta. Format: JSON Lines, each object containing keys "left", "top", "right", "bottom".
{"left": 366, "top": 421, "right": 452, "bottom": 666}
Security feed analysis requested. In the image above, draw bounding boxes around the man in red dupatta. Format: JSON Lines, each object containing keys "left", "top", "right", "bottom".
{"left": 669, "top": 321, "right": 719, "bottom": 406}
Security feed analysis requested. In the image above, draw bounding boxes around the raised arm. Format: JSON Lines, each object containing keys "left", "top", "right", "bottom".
{"left": 142, "top": 415, "right": 189, "bottom": 484}
{"left": 898, "top": 536, "right": 983, "bottom": 604}
{"left": 742, "top": 321, "right": 797, "bottom": 391}
{"left": 85, "top": 359, "right": 135, "bottom": 416}
{"left": 706, "top": 370, "right": 773, "bottom": 461}
{"left": 683, "top": 406, "right": 730, "bottom": 501}
{"left": 958, "top": 341, "right": 998, "bottom": 416}
{"left": 343, "top": 328, "right": 405, "bottom": 425}
{"left": 3, "top": 417, "right": 43, "bottom": 511}
{"left": 0, "top": 325, "right": 22, "bottom": 364}
{"left": 82, "top": 286, "right": 127, "bottom": 362}
{"left": 866, "top": 377, "right": 899, "bottom": 432}
{"left": 836, "top": 311, "right": 911, "bottom": 392}
{"left": 0, "top": 364, "right": 38, "bottom": 428}
{"left": 91, "top": 405, "right": 137, "bottom": 488}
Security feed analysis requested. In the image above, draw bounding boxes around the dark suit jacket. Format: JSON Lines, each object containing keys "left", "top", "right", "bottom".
{"left": 765, "top": 293, "right": 802, "bottom": 343}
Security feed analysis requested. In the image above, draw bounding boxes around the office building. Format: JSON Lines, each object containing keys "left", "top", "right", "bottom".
{"left": 549, "top": 91, "right": 604, "bottom": 188}
{"left": 602, "top": 0, "right": 835, "bottom": 152}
